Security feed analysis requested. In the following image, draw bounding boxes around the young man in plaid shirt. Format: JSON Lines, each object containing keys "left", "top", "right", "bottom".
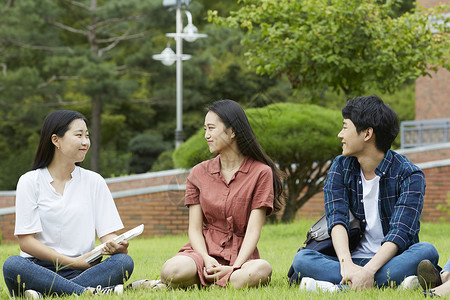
{"left": 291, "top": 95, "right": 439, "bottom": 291}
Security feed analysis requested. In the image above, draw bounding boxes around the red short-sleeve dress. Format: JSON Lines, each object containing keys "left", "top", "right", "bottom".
{"left": 176, "top": 155, "right": 274, "bottom": 287}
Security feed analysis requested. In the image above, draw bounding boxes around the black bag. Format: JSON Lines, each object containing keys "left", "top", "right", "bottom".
{"left": 287, "top": 211, "right": 361, "bottom": 285}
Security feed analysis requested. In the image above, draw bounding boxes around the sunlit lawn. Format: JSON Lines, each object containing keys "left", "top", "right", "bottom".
{"left": 1, "top": 219, "right": 449, "bottom": 299}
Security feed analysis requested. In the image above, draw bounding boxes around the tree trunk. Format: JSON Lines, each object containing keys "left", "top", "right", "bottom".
{"left": 90, "top": 96, "right": 101, "bottom": 172}
{"left": 281, "top": 187, "right": 299, "bottom": 223}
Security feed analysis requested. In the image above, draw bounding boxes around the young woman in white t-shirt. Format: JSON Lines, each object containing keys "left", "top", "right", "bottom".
{"left": 2, "top": 110, "right": 134, "bottom": 298}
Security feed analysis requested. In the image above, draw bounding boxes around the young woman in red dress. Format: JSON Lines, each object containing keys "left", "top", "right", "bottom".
{"left": 158, "top": 99, "right": 284, "bottom": 289}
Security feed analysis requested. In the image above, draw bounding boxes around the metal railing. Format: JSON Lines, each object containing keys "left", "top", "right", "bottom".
{"left": 401, "top": 118, "right": 450, "bottom": 148}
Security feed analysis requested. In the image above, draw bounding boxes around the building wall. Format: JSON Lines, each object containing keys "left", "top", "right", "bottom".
{"left": 2, "top": 158, "right": 449, "bottom": 243}
{"left": 415, "top": 0, "right": 450, "bottom": 120}
{"left": 396, "top": 144, "right": 450, "bottom": 164}
{"left": 0, "top": 193, "right": 14, "bottom": 208}
{"left": 417, "top": 0, "right": 449, "bottom": 9}
{"left": 114, "top": 190, "right": 189, "bottom": 238}
{"left": 416, "top": 68, "right": 450, "bottom": 120}
{"left": 106, "top": 169, "right": 189, "bottom": 192}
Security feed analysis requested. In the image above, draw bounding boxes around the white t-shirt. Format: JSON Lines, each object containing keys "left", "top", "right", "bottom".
{"left": 14, "top": 166, "right": 123, "bottom": 258}
{"left": 352, "top": 170, "right": 384, "bottom": 259}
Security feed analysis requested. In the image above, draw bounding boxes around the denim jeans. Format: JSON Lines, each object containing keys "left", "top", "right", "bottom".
{"left": 291, "top": 242, "right": 439, "bottom": 287}
{"left": 3, "top": 253, "right": 134, "bottom": 297}
{"left": 443, "top": 258, "right": 450, "bottom": 273}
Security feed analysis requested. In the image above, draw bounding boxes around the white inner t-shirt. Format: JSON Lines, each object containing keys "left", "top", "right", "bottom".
{"left": 351, "top": 170, "right": 384, "bottom": 258}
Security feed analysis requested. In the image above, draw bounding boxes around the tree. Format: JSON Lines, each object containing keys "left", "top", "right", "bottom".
{"left": 173, "top": 103, "right": 342, "bottom": 222}
{"left": 0, "top": 0, "right": 299, "bottom": 189}
{"left": 209, "top": 0, "right": 450, "bottom": 98}
{"left": 128, "top": 133, "right": 170, "bottom": 174}
{"left": 0, "top": 0, "right": 161, "bottom": 172}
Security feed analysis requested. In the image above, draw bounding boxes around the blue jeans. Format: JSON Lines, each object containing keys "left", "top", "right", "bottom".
{"left": 3, "top": 254, "right": 134, "bottom": 297}
{"left": 292, "top": 242, "right": 439, "bottom": 287}
{"left": 443, "top": 258, "right": 450, "bottom": 273}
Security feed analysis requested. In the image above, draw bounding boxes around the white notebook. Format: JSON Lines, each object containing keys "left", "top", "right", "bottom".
{"left": 85, "top": 224, "right": 144, "bottom": 263}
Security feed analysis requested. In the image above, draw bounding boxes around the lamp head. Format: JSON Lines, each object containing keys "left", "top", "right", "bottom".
{"left": 183, "top": 23, "right": 198, "bottom": 42}
{"left": 152, "top": 47, "right": 176, "bottom": 66}
{"left": 163, "top": 0, "right": 191, "bottom": 8}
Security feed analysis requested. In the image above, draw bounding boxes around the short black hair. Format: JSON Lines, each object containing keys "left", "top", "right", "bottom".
{"left": 342, "top": 95, "right": 399, "bottom": 153}
{"left": 32, "top": 110, "right": 88, "bottom": 170}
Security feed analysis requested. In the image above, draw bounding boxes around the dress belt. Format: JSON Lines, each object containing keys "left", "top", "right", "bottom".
{"left": 205, "top": 216, "right": 244, "bottom": 263}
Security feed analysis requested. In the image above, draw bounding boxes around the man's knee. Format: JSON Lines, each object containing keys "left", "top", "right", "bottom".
{"left": 292, "top": 249, "right": 318, "bottom": 269}
{"left": 412, "top": 242, "right": 439, "bottom": 264}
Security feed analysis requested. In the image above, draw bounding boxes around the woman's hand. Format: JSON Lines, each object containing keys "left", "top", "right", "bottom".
{"left": 99, "top": 233, "right": 129, "bottom": 256}
{"left": 203, "top": 255, "right": 220, "bottom": 270}
{"left": 68, "top": 253, "right": 100, "bottom": 270}
{"left": 203, "top": 265, "right": 233, "bottom": 282}
{"left": 203, "top": 265, "right": 234, "bottom": 283}
{"left": 202, "top": 255, "right": 223, "bottom": 282}
{"left": 101, "top": 240, "right": 129, "bottom": 255}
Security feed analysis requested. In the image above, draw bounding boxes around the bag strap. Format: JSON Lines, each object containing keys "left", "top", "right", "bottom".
{"left": 304, "top": 214, "right": 328, "bottom": 244}
{"left": 304, "top": 210, "right": 361, "bottom": 244}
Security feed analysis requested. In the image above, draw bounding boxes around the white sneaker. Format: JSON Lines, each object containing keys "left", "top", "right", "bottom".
{"left": 24, "top": 290, "right": 43, "bottom": 299}
{"left": 399, "top": 275, "right": 420, "bottom": 290}
{"left": 93, "top": 284, "right": 123, "bottom": 295}
{"left": 128, "top": 279, "right": 167, "bottom": 290}
{"left": 299, "top": 277, "right": 342, "bottom": 293}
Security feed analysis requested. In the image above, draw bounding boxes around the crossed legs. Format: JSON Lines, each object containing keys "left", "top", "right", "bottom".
{"left": 160, "top": 255, "right": 271, "bottom": 289}
{"left": 2, "top": 254, "right": 133, "bottom": 297}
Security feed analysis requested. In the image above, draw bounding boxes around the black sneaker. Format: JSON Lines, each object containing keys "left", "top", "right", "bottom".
{"left": 93, "top": 284, "right": 123, "bottom": 295}
{"left": 417, "top": 259, "right": 442, "bottom": 290}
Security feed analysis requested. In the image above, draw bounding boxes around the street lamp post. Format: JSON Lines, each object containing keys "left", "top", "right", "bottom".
{"left": 153, "top": 0, "right": 207, "bottom": 148}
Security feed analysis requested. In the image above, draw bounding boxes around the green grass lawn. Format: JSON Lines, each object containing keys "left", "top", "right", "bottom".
{"left": 1, "top": 219, "right": 449, "bottom": 299}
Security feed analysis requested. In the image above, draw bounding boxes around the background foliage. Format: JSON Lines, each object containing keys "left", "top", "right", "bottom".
{"left": 0, "top": 0, "right": 439, "bottom": 192}
{"left": 210, "top": 0, "right": 449, "bottom": 97}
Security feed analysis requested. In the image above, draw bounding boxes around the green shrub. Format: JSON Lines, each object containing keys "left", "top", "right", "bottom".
{"left": 129, "top": 133, "right": 171, "bottom": 173}
{"left": 151, "top": 150, "right": 175, "bottom": 172}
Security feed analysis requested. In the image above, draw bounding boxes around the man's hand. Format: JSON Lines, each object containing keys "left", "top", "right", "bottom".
{"left": 340, "top": 261, "right": 375, "bottom": 290}
{"left": 349, "top": 267, "right": 375, "bottom": 290}
{"left": 340, "top": 259, "right": 362, "bottom": 283}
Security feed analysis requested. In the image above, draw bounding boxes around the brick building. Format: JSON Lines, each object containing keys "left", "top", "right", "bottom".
{"left": 415, "top": 0, "right": 450, "bottom": 121}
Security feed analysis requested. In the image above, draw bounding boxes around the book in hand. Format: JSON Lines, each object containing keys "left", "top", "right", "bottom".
{"left": 85, "top": 224, "right": 144, "bottom": 263}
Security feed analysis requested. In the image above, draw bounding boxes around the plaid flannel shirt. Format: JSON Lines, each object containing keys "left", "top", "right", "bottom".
{"left": 324, "top": 150, "right": 426, "bottom": 253}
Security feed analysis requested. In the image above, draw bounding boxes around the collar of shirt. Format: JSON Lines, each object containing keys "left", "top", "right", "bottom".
{"left": 208, "top": 155, "right": 252, "bottom": 175}
{"left": 374, "top": 150, "right": 393, "bottom": 178}
{"left": 42, "top": 166, "right": 80, "bottom": 184}
{"left": 348, "top": 150, "right": 393, "bottom": 179}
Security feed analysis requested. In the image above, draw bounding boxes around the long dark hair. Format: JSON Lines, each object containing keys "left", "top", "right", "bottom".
{"left": 32, "top": 110, "right": 88, "bottom": 170}
{"left": 208, "top": 100, "right": 285, "bottom": 213}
